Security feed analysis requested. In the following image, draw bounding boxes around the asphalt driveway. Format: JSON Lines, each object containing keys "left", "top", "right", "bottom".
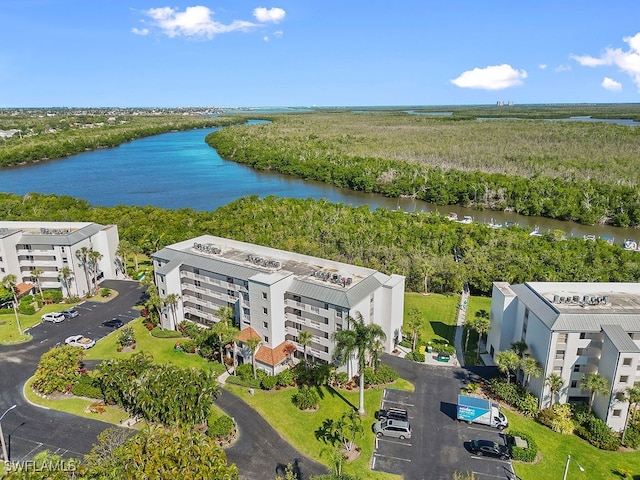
{"left": 0, "top": 279, "right": 145, "bottom": 463}
{"left": 377, "top": 354, "right": 517, "bottom": 480}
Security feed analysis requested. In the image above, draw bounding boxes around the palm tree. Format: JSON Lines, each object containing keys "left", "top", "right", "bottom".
{"left": 406, "top": 308, "right": 421, "bottom": 352}
{"left": 545, "top": 373, "right": 564, "bottom": 407}
{"left": 332, "top": 312, "right": 386, "bottom": 415}
{"left": 163, "top": 293, "right": 180, "bottom": 330}
{"left": 495, "top": 349, "right": 520, "bottom": 383}
{"left": 470, "top": 311, "right": 491, "bottom": 362}
{"left": 116, "top": 240, "right": 131, "bottom": 276}
{"left": 2, "top": 274, "right": 23, "bottom": 335}
{"left": 580, "top": 372, "right": 610, "bottom": 413}
{"left": 58, "top": 266, "right": 74, "bottom": 298}
{"left": 510, "top": 340, "right": 528, "bottom": 358}
{"left": 245, "top": 336, "right": 262, "bottom": 380}
{"left": 297, "top": 329, "right": 313, "bottom": 364}
{"left": 75, "top": 246, "right": 91, "bottom": 296}
{"left": 88, "top": 249, "right": 103, "bottom": 295}
{"left": 520, "top": 356, "right": 542, "bottom": 388}
{"left": 30, "top": 268, "right": 44, "bottom": 302}
{"left": 622, "top": 384, "right": 640, "bottom": 445}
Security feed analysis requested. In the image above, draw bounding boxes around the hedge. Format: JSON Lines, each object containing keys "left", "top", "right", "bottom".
{"left": 508, "top": 430, "right": 537, "bottom": 462}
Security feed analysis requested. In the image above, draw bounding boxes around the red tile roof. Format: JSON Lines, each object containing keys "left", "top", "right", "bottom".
{"left": 255, "top": 341, "right": 296, "bottom": 367}
{"left": 235, "top": 326, "right": 261, "bottom": 343}
{"left": 16, "top": 282, "right": 34, "bottom": 297}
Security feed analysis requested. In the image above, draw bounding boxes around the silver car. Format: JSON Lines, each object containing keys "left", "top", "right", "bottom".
{"left": 374, "top": 418, "right": 412, "bottom": 439}
{"left": 41, "top": 312, "right": 65, "bottom": 323}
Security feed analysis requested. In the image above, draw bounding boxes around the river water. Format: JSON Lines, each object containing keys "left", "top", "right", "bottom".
{"left": 0, "top": 125, "right": 637, "bottom": 244}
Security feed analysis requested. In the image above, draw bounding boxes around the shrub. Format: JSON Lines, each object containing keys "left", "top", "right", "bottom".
{"left": 570, "top": 403, "right": 592, "bottom": 426}
{"left": 117, "top": 326, "right": 135, "bottom": 347}
{"left": 508, "top": 430, "right": 537, "bottom": 462}
{"left": 71, "top": 374, "right": 103, "bottom": 399}
{"left": 276, "top": 369, "right": 294, "bottom": 387}
{"left": 578, "top": 417, "right": 621, "bottom": 451}
{"left": 372, "top": 365, "right": 399, "bottom": 385}
{"left": 236, "top": 363, "right": 254, "bottom": 381}
{"left": 623, "top": 424, "right": 640, "bottom": 449}
{"left": 150, "top": 327, "right": 182, "bottom": 338}
{"left": 399, "top": 339, "right": 412, "bottom": 349}
{"left": 537, "top": 404, "right": 574, "bottom": 434}
{"left": 43, "top": 290, "right": 63, "bottom": 304}
{"left": 225, "top": 375, "right": 261, "bottom": 389}
{"left": 261, "top": 375, "right": 278, "bottom": 390}
{"left": 516, "top": 392, "right": 539, "bottom": 417}
{"left": 100, "top": 288, "right": 111, "bottom": 297}
{"left": 406, "top": 351, "right": 425, "bottom": 362}
{"left": 208, "top": 415, "right": 235, "bottom": 439}
{"left": 180, "top": 339, "right": 198, "bottom": 354}
{"left": 292, "top": 386, "right": 320, "bottom": 410}
{"left": 18, "top": 303, "right": 36, "bottom": 315}
{"left": 199, "top": 345, "right": 213, "bottom": 359}
{"left": 436, "top": 344, "right": 456, "bottom": 355}
{"left": 181, "top": 322, "right": 202, "bottom": 339}
{"left": 329, "top": 371, "right": 349, "bottom": 388}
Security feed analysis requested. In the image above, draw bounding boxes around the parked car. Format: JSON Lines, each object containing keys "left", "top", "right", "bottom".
{"left": 64, "top": 335, "right": 96, "bottom": 349}
{"left": 41, "top": 312, "right": 65, "bottom": 323}
{"left": 373, "top": 419, "right": 412, "bottom": 439}
{"left": 61, "top": 308, "right": 79, "bottom": 318}
{"left": 469, "top": 440, "right": 510, "bottom": 460}
{"left": 378, "top": 407, "right": 409, "bottom": 422}
{"left": 101, "top": 318, "right": 124, "bottom": 329}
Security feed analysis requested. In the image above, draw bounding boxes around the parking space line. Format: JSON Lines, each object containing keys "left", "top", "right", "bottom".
{"left": 375, "top": 437, "right": 412, "bottom": 447}
{"left": 471, "top": 471, "right": 513, "bottom": 479}
{"left": 374, "top": 453, "right": 412, "bottom": 463}
{"left": 382, "top": 399, "right": 415, "bottom": 408}
{"left": 470, "top": 456, "right": 511, "bottom": 465}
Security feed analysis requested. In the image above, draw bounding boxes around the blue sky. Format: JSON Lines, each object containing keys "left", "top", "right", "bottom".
{"left": 1, "top": 0, "right": 640, "bottom": 107}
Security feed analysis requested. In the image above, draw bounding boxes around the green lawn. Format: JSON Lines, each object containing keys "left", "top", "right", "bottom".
{"left": 507, "top": 410, "right": 640, "bottom": 479}
{"left": 225, "top": 379, "right": 413, "bottom": 480}
{"left": 403, "top": 292, "right": 460, "bottom": 345}
{"left": 0, "top": 302, "right": 84, "bottom": 345}
{"left": 462, "top": 296, "right": 492, "bottom": 365}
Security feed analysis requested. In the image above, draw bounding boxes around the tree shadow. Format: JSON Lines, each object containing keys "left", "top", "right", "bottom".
{"left": 324, "top": 385, "right": 357, "bottom": 411}
{"left": 429, "top": 321, "right": 456, "bottom": 343}
{"left": 314, "top": 417, "right": 340, "bottom": 445}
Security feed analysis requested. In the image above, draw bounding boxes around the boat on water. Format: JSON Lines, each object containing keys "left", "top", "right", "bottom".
{"left": 488, "top": 218, "right": 503, "bottom": 229}
{"left": 529, "top": 226, "right": 542, "bottom": 237}
{"left": 446, "top": 212, "right": 458, "bottom": 221}
{"left": 458, "top": 215, "right": 473, "bottom": 224}
{"left": 623, "top": 239, "right": 639, "bottom": 251}
{"left": 583, "top": 234, "right": 596, "bottom": 241}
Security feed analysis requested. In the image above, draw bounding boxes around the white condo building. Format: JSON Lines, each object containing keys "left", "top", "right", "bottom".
{"left": 487, "top": 281, "right": 640, "bottom": 431}
{"left": 0, "top": 221, "right": 120, "bottom": 298}
{"left": 152, "top": 235, "right": 405, "bottom": 375}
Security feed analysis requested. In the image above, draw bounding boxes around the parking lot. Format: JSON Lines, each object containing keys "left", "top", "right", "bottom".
{"left": 375, "top": 355, "right": 517, "bottom": 480}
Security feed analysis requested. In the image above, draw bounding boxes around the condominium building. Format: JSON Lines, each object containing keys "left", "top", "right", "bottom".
{"left": 487, "top": 281, "right": 640, "bottom": 431}
{"left": 152, "top": 235, "right": 405, "bottom": 375}
{"left": 0, "top": 221, "right": 120, "bottom": 297}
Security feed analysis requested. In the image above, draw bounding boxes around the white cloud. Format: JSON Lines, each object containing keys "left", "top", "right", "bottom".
{"left": 602, "top": 77, "right": 622, "bottom": 91}
{"left": 132, "top": 27, "right": 149, "bottom": 36}
{"left": 142, "top": 6, "right": 257, "bottom": 39}
{"left": 450, "top": 64, "right": 527, "bottom": 90}
{"left": 571, "top": 32, "right": 640, "bottom": 91}
{"left": 554, "top": 64, "right": 572, "bottom": 72}
{"left": 253, "top": 7, "right": 286, "bottom": 23}
{"left": 539, "top": 64, "right": 547, "bottom": 70}
{"left": 263, "top": 36, "right": 270, "bottom": 42}
{"left": 274, "top": 30, "right": 283, "bottom": 37}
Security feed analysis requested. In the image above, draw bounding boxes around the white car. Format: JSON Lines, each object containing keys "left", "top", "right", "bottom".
{"left": 64, "top": 335, "right": 96, "bottom": 349}
{"left": 42, "top": 312, "right": 65, "bottom": 323}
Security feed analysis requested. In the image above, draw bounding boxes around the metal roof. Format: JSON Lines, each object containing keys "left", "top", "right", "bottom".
{"left": 288, "top": 273, "right": 385, "bottom": 309}
{"left": 19, "top": 223, "right": 104, "bottom": 246}
{"left": 510, "top": 282, "right": 640, "bottom": 333}
{"left": 154, "top": 247, "right": 262, "bottom": 281}
{"left": 601, "top": 324, "right": 640, "bottom": 353}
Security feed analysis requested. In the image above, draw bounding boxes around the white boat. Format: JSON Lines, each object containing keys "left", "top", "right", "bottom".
{"left": 623, "top": 239, "right": 638, "bottom": 251}
{"left": 457, "top": 215, "right": 473, "bottom": 224}
{"left": 583, "top": 234, "right": 596, "bottom": 241}
{"left": 446, "top": 212, "right": 458, "bottom": 221}
{"left": 488, "top": 219, "right": 503, "bottom": 229}
{"left": 529, "top": 226, "right": 542, "bottom": 237}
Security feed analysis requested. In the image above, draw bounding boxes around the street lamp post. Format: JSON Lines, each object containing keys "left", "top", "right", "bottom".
{"left": 0, "top": 404, "right": 17, "bottom": 463}
{"left": 562, "top": 454, "right": 585, "bottom": 480}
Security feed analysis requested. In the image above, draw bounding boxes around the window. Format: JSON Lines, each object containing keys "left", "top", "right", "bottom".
{"left": 263, "top": 307, "right": 268, "bottom": 315}
{"left": 553, "top": 366, "right": 562, "bottom": 374}
{"left": 580, "top": 332, "right": 586, "bottom": 339}
{"left": 555, "top": 350, "right": 565, "bottom": 360}
{"left": 623, "top": 357, "right": 633, "bottom": 366}
{"left": 336, "top": 310, "right": 343, "bottom": 318}
{"left": 264, "top": 336, "right": 269, "bottom": 343}
{"left": 336, "top": 324, "right": 342, "bottom": 331}
{"left": 620, "top": 375, "right": 629, "bottom": 384}
{"left": 161, "top": 289, "right": 165, "bottom": 295}
{"left": 262, "top": 292, "right": 268, "bottom": 300}
{"left": 227, "top": 290, "right": 235, "bottom": 297}
{"left": 226, "top": 276, "right": 233, "bottom": 284}
{"left": 324, "top": 303, "right": 329, "bottom": 310}
{"left": 60, "top": 247, "right": 64, "bottom": 253}
{"left": 196, "top": 293, "right": 202, "bottom": 300}
{"left": 557, "top": 333, "right": 568, "bottom": 344}
{"left": 616, "top": 392, "right": 625, "bottom": 401}
{"left": 195, "top": 280, "right": 201, "bottom": 287}
{"left": 0, "top": 268, "right": 3, "bottom": 273}
{"left": 571, "top": 380, "right": 578, "bottom": 388}
{"left": 263, "top": 321, "right": 268, "bottom": 329}
{"left": 577, "top": 348, "right": 586, "bottom": 356}
{"left": 573, "top": 365, "right": 580, "bottom": 372}
{"left": 193, "top": 268, "right": 199, "bottom": 275}
{"left": 613, "top": 409, "right": 622, "bottom": 418}
{"left": 293, "top": 295, "right": 301, "bottom": 302}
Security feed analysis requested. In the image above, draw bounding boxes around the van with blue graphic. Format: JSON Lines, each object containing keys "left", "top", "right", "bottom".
{"left": 457, "top": 394, "right": 508, "bottom": 430}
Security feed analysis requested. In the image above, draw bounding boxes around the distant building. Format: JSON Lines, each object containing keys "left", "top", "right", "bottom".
{"left": 487, "top": 281, "right": 640, "bottom": 431}
{"left": 0, "top": 221, "right": 120, "bottom": 297}
{"left": 152, "top": 235, "right": 405, "bottom": 375}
